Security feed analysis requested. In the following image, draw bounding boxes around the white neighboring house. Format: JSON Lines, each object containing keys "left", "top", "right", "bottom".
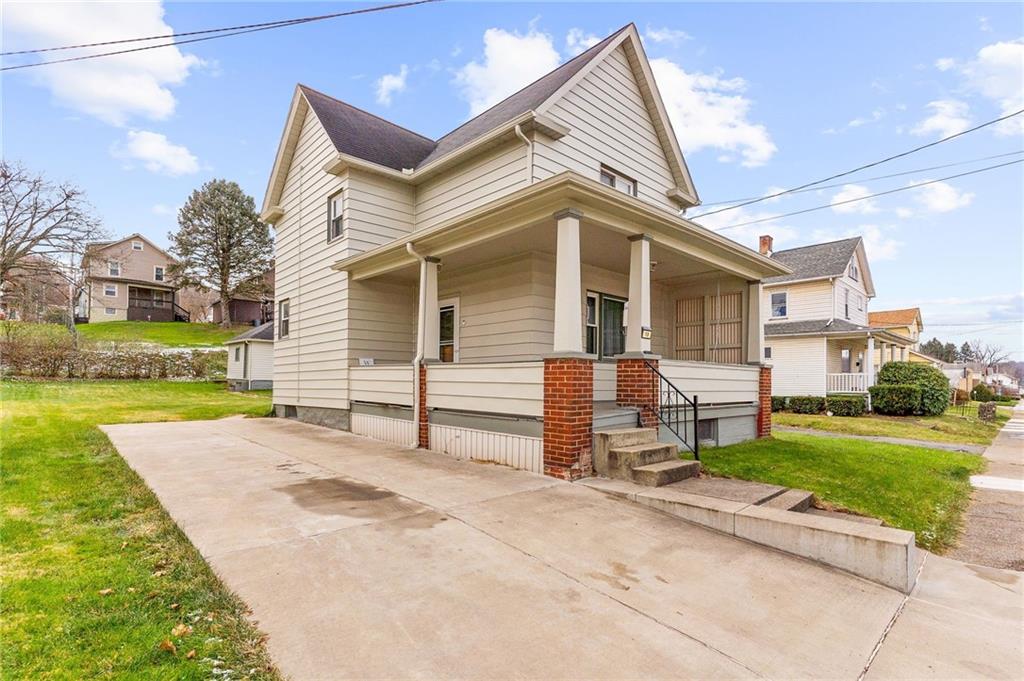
{"left": 225, "top": 322, "right": 274, "bottom": 391}
{"left": 759, "top": 235, "right": 915, "bottom": 399}
{"left": 258, "top": 24, "right": 789, "bottom": 480}
{"left": 984, "top": 371, "right": 1021, "bottom": 396}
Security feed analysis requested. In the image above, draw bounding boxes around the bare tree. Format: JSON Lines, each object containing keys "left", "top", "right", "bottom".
{"left": 968, "top": 339, "right": 1011, "bottom": 367}
{"left": 0, "top": 161, "right": 103, "bottom": 285}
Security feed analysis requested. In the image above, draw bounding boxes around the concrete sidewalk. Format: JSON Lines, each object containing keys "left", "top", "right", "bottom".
{"left": 101, "top": 417, "right": 1022, "bottom": 679}
{"left": 949, "top": 402, "right": 1024, "bottom": 570}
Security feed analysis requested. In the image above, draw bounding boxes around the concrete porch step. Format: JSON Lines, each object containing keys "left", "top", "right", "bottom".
{"left": 631, "top": 460, "right": 701, "bottom": 487}
{"left": 607, "top": 443, "right": 677, "bottom": 479}
{"left": 760, "top": 488, "right": 814, "bottom": 512}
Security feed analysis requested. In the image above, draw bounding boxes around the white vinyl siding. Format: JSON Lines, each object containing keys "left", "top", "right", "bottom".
{"left": 349, "top": 365, "right": 414, "bottom": 406}
{"left": 426, "top": 362, "right": 544, "bottom": 416}
{"left": 345, "top": 169, "right": 415, "bottom": 252}
{"left": 766, "top": 336, "right": 828, "bottom": 396}
{"left": 347, "top": 278, "right": 417, "bottom": 364}
{"left": 429, "top": 423, "right": 542, "bottom": 474}
{"left": 533, "top": 45, "right": 677, "bottom": 211}
{"left": 659, "top": 360, "right": 760, "bottom": 404}
{"left": 227, "top": 343, "right": 245, "bottom": 379}
{"left": 762, "top": 279, "right": 833, "bottom": 323}
{"left": 249, "top": 342, "right": 274, "bottom": 382}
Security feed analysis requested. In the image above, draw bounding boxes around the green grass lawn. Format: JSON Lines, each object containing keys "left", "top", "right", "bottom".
{"left": 77, "top": 321, "right": 251, "bottom": 347}
{"left": 773, "top": 405, "right": 1010, "bottom": 446}
{"left": 1, "top": 380, "right": 280, "bottom": 679}
{"left": 693, "top": 432, "right": 986, "bottom": 552}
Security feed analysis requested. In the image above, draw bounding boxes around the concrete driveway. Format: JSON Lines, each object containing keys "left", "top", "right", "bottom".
{"left": 102, "top": 417, "right": 1022, "bottom": 680}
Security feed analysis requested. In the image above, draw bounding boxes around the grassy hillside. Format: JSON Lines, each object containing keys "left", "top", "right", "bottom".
{"left": 71, "top": 321, "right": 251, "bottom": 347}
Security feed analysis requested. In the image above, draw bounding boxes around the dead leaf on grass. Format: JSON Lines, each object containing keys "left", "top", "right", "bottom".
{"left": 170, "top": 603, "right": 180, "bottom": 610}
{"left": 186, "top": 649, "right": 196, "bottom": 660}
{"left": 171, "top": 623, "right": 192, "bottom": 637}
{"left": 98, "top": 588, "right": 114, "bottom": 596}
{"left": 159, "top": 639, "right": 177, "bottom": 655}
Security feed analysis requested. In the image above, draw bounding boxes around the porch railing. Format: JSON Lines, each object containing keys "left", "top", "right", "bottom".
{"left": 644, "top": 360, "right": 699, "bottom": 461}
{"left": 827, "top": 372, "right": 868, "bottom": 393}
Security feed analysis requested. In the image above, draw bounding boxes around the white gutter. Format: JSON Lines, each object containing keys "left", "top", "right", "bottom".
{"left": 406, "top": 242, "right": 427, "bottom": 448}
{"left": 514, "top": 123, "right": 533, "bottom": 185}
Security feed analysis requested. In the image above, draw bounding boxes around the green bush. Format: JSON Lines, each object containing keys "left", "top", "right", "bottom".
{"left": 789, "top": 395, "right": 826, "bottom": 414}
{"left": 877, "top": 361, "right": 950, "bottom": 415}
{"left": 771, "top": 396, "right": 787, "bottom": 412}
{"left": 869, "top": 384, "right": 921, "bottom": 415}
{"left": 970, "top": 383, "right": 995, "bottom": 402}
{"left": 827, "top": 394, "right": 866, "bottom": 417}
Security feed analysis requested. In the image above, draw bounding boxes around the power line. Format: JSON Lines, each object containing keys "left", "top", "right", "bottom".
{"left": 697, "top": 150, "right": 1024, "bottom": 208}
{"left": 705, "top": 158, "right": 1023, "bottom": 232}
{"left": 690, "top": 108, "right": 1024, "bottom": 220}
{"left": 0, "top": 0, "right": 442, "bottom": 71}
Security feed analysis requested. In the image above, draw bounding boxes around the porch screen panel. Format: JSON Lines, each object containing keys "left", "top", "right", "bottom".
{"left": 708, "top": 292, "right": 743, "bottom": 365}
{"left": 674, "top": 296, "right": 704, "bottom": 361}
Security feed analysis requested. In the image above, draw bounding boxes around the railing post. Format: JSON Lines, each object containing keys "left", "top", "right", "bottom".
{"left": 693, "top": 396, "right": 699, "bottom": 461}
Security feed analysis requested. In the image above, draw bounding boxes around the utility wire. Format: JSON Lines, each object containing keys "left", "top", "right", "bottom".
{"left": 1, "top": 0, "right": 442, "bottom": 71}
{"left": 690, "top": 108, "right": 1024, "bottom": 220}
{"left": 697, "top": 150, "right": 1024, "bottom": 208}
{"left": 704, "top": 158, "right": 1023, "bottom": 232}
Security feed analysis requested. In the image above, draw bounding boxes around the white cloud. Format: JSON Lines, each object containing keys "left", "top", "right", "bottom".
{"left": 4, "top": 2, "right": 199, "bottom": 126}
{"left": 959, "top": 39, "right": 1024, "bottom": 135}
{"left": 375, "top": 64, "right": 408, "bottom": 106}
{"left": 910, "top": 180, "right": 974, "bottom": 213}
{"left": 152, "top": 203, "right": 177, "bottom": 216}
{"left": 565, "top": 28, "right": 600, "bottom": 57}
{"left": 644, "top": 26, "right": 692, "bottom": 45}
{"left": 650, "top": 58, "right": 776, "bottom": 167}
{"left": 895, "top": 207, "right": 914, "bottom": 219}
{"left": 911, "top": 100, "right": 971, "bottom": 138}
{"left": 454, "top": 27, "right": 561, "bottom": 116}
{"left": 812, "top": 225, "right": 901, "bottom": 261}
{"left": 823, "top": 108, "right": 885, "bottom": 134}
{"left": 935, "top": 57, "right": 956, "bottom": 72}
{"left": 111, "top": 130, "right": 199, "bottom": 176}
{"left": 830, "top": 184, "right": 879, "bottom": 214}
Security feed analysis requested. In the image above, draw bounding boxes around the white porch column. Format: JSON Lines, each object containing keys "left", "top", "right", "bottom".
{"left": 901, "top": 346, "right": 908, "bottom": 362}
{"left": 879, "top": 341, "right": 888, "bottom": 367}
{"left": 553, "top": 209, "right": 584, "bottom": 353}
{"left": 746, "top": 281, "right": 763, "bottom": 364}
{"left": 421, "top": 256, "right": 440, "bottom": 361}
{"left": 626, "top": 234, "right": 652, "bottom": 354}
{"left": 865, "top": 335, "right": 875, "bottom": 387}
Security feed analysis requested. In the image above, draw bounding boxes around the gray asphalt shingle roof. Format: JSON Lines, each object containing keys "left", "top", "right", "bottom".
{"left": 228, "top": 321, "right": 274, "bottom": 343}
{"left": 764, "top": 319, "right": 873, "bottom": 336}
{"left": 299, "top": 25, "right": 629, "bottom": 172}
{"left": 763, "top": 237, "right": 861, "bottom": 284}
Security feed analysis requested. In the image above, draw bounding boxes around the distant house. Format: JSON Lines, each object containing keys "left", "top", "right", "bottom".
{"left": 0, "top": 255, "right": 68, "bottom": 322}
{"left": 211, "top": 268, "right": 275, "bottom": 326}
{"left": 984, "top": 370, "right": 1020, "bottom": 397}
{"left": 78, "top": 234, "right": 188, "bottom": 323}
{"left": 868, "top": 307, "right": 939, "bottom": 365}
{"left": 941, "top": 362, "right": 984, "bottom": 394}
{"left": 760, "top": 235, "right": 915, "bottom": 398}
{"left": 225, "top": 322, "right": 274, "bottom": 390}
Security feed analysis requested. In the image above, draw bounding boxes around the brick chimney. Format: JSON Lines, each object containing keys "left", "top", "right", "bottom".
{"left": 759, "top": 234, "right": 773, "bottom": 256}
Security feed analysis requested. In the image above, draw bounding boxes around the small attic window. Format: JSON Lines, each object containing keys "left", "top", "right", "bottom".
{"left": 132, "top": 240, "right": 143, "bottom": 251}
{"left": 849, "top": 262, "right": 859, "bottom": 281}
{"left": 599, "top": 165, "right": 637, "bottom": 197}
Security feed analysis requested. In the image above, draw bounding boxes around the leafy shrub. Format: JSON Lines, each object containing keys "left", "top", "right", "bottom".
{"left": 869, "top": 384, "right": 921, "bottom": 415}
{"left": 826, "top": 394, "right": 866, "bottom": 417}
{"left": 877, "top": 361, "right": 950, "bottom": 416}
{"left": 970, "top": 383, "right": 995, "bottom": 403}
{"left": 978, "top": 402, "right": 997, "bottom": 421}
{"left": 789, "top": 395, "right": 826, "bottom": 414}
{"left": 771, "top": 396, "right": 787, "bottom": 412}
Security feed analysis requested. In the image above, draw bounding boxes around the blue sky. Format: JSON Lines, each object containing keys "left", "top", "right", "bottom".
{"left": 4, "top": 1, "right": 1023, "bottom": 355}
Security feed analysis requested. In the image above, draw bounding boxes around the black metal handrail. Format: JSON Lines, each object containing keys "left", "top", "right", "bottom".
{"left": 172, "top": 303, "right": 190, "bottom": 323}
{"left": 643, "top": 359, "right": 700, "bottom": 461}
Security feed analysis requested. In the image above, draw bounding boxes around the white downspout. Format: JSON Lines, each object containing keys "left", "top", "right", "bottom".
{"left": 407, "top": 242, "right": 427, "bottom": 448}
{"left": 515, "top": 124, "right": 533, "bottom": 185}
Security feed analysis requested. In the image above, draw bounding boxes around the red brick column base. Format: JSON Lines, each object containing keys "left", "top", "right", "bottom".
{"left": 543, "top": 357, "right": 594, "bottom": 480}
{"left": 418, "top": 364, "right": 429, "bottom": 448}
{"left": 757, "top": 365, "right": 772, "bottom": 438}
{"left": 616, "top": 357, "right": 659, "bottom": 429}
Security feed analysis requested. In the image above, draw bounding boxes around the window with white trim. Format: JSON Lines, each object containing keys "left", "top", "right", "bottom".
{"left": 104, "top": 307, "right": 116, "bottom": 315}
{"left": 154, "top": 266, "right": 165, "bottom": 282}
{"left": 770, "top": 292, "right": 788, "bottom": 318}
{"left": 108, "top": 261, "right": 120, "bottom": 276}
{"left": 104, "top": 284, "right": 117, "bottom": 297}
{"left": 598, "top": 165, "right": 637, "bottom": 197}
{"left": 278, "top": 299, "right": 290, "bottom": 338}
{"left": 849, "top": 262, "right": 859, "bottom": 281}
{"left": 585, "top": 293, "right": 599, "bottom": 355}
{"left": 844, "top": 289, "right": 851, "bottom": 320}
{"left": 856, "top": 293, "right": 864, "bottom": 311}
{"left": 234, "top": 347, "right": 241, "bottom": 362}
{"left": 132, "top": 240, "right": 143, "bottom": 251}
{"left": 327, "top": 190, "right": 343, "bottom": 241}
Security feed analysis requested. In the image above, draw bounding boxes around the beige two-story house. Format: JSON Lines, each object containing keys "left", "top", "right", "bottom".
{"left": 760, "top": 235, "right": 914, "bottom": 397}
{"left": 260, "top": 24, "right": 789, "bottom": 481}
{"left": 78, "top": 233, "right": 187, "bottom": 323}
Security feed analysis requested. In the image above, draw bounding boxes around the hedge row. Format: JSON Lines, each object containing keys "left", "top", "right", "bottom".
{"left": 771, "top": 394, "right": 866, "bottom": 417}
{"left": 876, "top": 362, "right": 949, "bottom": 416}
{"left": 867, "top": 384, "right": 920, "bottom": 416}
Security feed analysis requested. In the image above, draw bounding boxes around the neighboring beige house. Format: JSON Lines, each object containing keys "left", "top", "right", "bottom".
{"left": 868, "top": 307, "right": 939, "bottom": 365}
{"left": 225, "top": 322, "right": 274, "bottom": 391}
{"left": 760, "top": 235, "right": 914, "bottom": 398}
{"left": 260, "top": 24, "right": 789, "bottom": 480}
{"left": 78, "top": 234, "right": 187, "bottom": 323}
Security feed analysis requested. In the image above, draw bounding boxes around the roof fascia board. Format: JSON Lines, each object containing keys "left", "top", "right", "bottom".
{"left": 91, "top": 233, "right": 174, "bottom": 260}
{"left": 261, "top": 86, "right": 308, "bottom": 215}
{"left": 763, "top": 275, "right": 835, "bottom": 288}
{"left": 853, "top": 239, "right": 876, "bottom": 297}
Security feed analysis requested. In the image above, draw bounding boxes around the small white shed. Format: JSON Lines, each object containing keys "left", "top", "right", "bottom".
{"left": 225, "top": 322, "right": 274, "bottom": 390}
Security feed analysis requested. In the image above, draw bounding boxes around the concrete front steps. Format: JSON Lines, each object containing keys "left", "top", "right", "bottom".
{"left": 593, "top": 428, "right": 699, "bottom": 487}
{"left": 580, "top": 471, "right": 916, "bottom": 593}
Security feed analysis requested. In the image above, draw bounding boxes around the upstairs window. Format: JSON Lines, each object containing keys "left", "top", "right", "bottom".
{"left": 327, "top": 190, "right": 344, "bottom": 241}
{"left": 108, "top": 261, "right": 120, "bottom": 276}
{"left": 154, "top": 266, "right": 165, "bottom": 282}
{"left": 132, "top": 240, "right": 144, "bottom": 251}
{"left": 278, "top": 300, "right": 290, "bottom": 338}
{"left": 599, "top": 165, "right": 637, "bottom": 197}
{"left": 844, "top": 289, "right": 851, "bottom": 320}
{"left": 770, "top": 292, "right": 788, "bottom": 318}
{"left": 849, "top": 262, "right": 859, "bottom": 281}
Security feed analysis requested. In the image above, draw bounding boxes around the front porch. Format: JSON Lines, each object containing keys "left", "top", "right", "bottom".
{"left": 328, "top": 176, "right": 786, "bottom": 479}
{"left": 826, "top": 334, "right": 913, "bottom": 395}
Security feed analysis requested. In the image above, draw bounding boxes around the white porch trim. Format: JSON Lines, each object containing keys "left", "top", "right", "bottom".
{"left": 625, "top": 234, "right": 652, "bottom": 354}
{"left": 553, "top": 208, "right": 584, "bottom": 353}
